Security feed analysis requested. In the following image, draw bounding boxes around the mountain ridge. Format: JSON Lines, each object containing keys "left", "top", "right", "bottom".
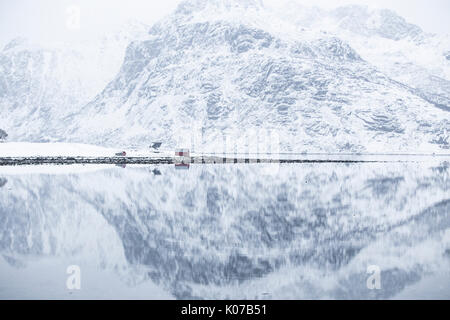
{"left": 61, "top": 1, "right": 449, "bottom": 152}
{"left": 1, "top": 1, "right": 449, "bottom": 153}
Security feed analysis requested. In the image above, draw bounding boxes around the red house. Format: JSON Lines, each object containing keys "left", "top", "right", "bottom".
{"left": 175, "top": 149, "right": 190, "bottom": 157}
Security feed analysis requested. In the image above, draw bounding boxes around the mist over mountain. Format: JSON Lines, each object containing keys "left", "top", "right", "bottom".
{"left": 1, "top": 0, "right": 449, "bottom": 152}
{"left": 0, "top": 20, "right": 149, "bottom": 142}
{"left": 278, "top": 3, "right": 450, "bottom": 116}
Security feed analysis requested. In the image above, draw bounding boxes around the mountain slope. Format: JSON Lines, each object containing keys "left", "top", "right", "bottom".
{"left": 0, "top": 21, "right": 149, "bottom": 142}
{"left": 63, "top": 0, "right": 449, "bottom": 152}
{"left": 270, "top": 3, "right": 450, "bottom": 112}
{"left": 1, "top": 0, "right": 448, "bottom": 152}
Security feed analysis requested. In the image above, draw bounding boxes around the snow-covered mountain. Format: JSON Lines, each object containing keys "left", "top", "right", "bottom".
{"left": 271, "top": 3, "right": 450, "bottom": 113}
{"left": 63, "top": 0, "right": 448, "bottom": 152}
{"left": 1, "top": 0, "right": 449, "bottom": 153}
{"left": 0, "top": 20, "right": 149, "bottom": 142}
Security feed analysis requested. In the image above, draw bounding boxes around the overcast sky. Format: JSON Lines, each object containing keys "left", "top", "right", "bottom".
{"left": 1, "top": 0, "right": 449, "bottom": 48}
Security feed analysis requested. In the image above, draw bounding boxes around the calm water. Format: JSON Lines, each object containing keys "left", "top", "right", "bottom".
{"left": 0, "top": 161, "right": 449, "bottom": 299}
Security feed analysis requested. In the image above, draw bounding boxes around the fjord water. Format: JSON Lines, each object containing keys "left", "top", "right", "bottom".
{"left": 0, "top": 161, "right": 449, "bottom": 299}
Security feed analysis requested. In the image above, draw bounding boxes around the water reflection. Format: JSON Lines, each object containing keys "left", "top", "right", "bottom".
{"left": 0, "top": 162, "right": 449, "bottom": 299}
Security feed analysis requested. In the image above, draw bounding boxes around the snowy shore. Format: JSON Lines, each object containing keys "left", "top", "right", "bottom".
{"left": 0, "top": 142, "right": 171, "bottom": 158}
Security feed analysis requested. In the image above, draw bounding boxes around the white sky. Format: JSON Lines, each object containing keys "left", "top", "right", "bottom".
{"left": 0, "top": 0, "right": 449, "bottom": 48}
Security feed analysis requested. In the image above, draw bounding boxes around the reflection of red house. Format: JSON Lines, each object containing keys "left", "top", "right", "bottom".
{"left": 175, "top": 163, "right": 190, "bottom": 170}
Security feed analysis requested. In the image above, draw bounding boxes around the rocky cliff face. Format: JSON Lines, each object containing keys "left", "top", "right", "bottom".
{"left": 0, "top": 21, "right": 149, "bottom": 142}
{"left": 62, "top": 0, "right": 448, "bottom": 152}
{"left": 274, "top": 3, "right": 450, "bottom": 114}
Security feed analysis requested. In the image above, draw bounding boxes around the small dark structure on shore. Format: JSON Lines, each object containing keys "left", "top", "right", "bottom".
{"left": 115, "top": 151, "right": 127, "bottom": 157}
{"left": 0, "top": 129, "right": 7, "bottom": 142}
{"left": 151, "top": 142, "right": 162, "bottom": 150}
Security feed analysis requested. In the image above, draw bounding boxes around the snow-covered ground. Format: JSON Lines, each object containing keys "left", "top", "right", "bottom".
{"left": 0, "top": 142, "right": 171, "bottom": 158}
{"left": 0, "top": 142, "right": 117, "bottom": 157}
{"left": 1, "top": 142, "right": 448, "bottom": 158}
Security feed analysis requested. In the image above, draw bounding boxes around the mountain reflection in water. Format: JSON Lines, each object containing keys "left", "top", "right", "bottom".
{"left": 0, "top": 162, "right": 449, "bottom": 299}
